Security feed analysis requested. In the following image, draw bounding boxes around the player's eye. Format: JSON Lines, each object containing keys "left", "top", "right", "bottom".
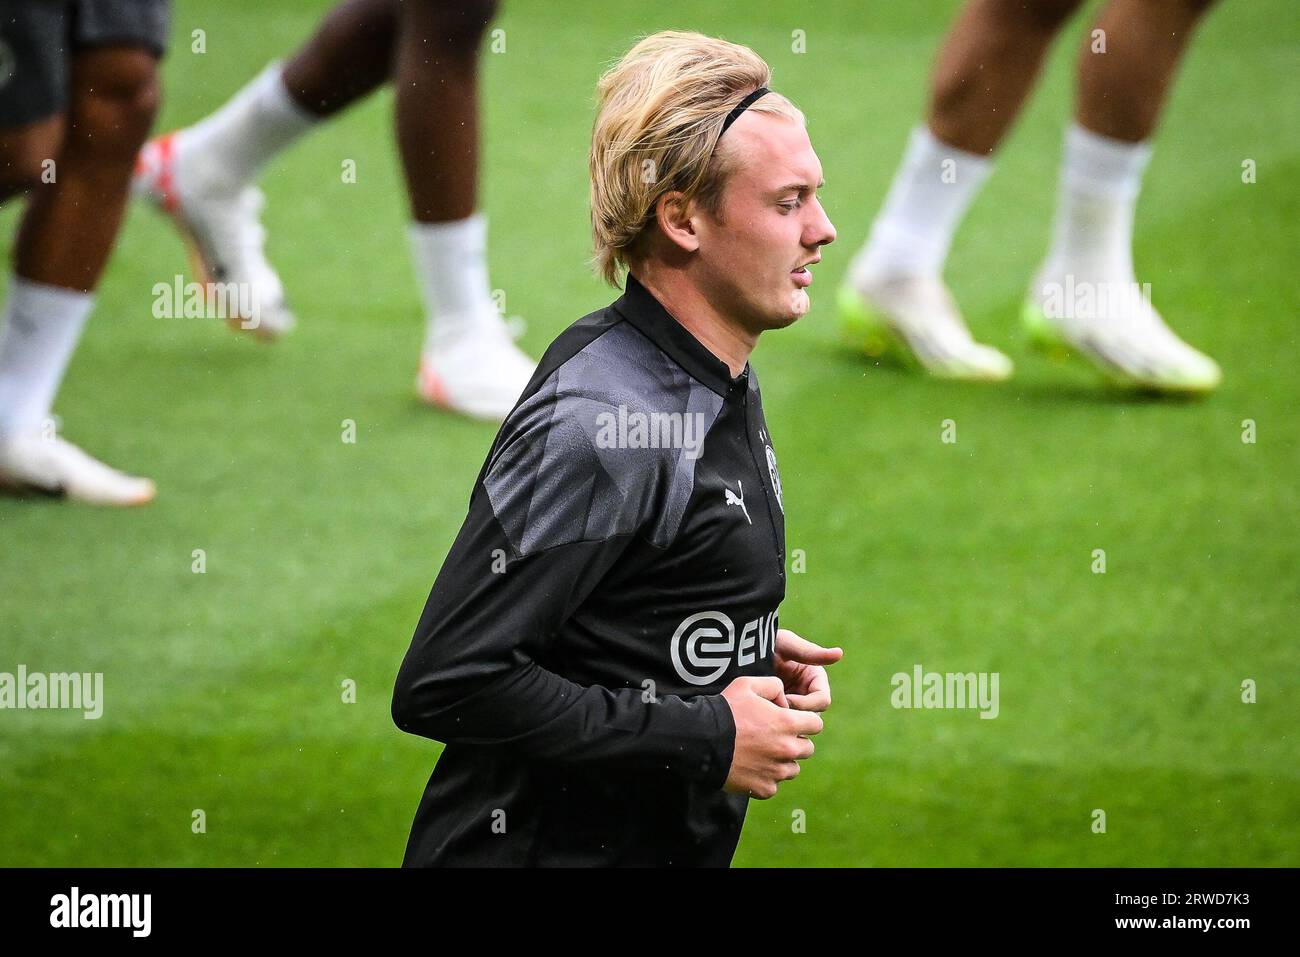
{"left": 778, "top": 199, "right": 801, "bottom": 212}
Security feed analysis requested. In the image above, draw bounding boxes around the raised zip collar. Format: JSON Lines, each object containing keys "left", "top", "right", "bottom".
{"left": 612, "top": 273, "right": 749, "bottom": 399}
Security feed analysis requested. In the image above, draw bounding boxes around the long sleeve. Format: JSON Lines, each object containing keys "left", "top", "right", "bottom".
{"left": 391, "top": 392, "right": 736, "bottom": 790}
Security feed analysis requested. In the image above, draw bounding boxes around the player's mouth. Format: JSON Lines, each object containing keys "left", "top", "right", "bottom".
{"left": 791, "top": 256, "right": 820, "bottom": 288}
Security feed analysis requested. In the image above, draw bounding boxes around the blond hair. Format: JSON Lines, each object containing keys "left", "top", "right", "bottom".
{"left": 589, "top": 31, "right": 805, "bottom": 287}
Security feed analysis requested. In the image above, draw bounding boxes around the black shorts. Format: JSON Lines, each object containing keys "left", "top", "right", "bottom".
{"left": 0, "top": 0, "right": 171, "bottom": 127}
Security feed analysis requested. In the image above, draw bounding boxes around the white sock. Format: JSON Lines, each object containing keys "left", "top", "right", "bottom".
{"left": 177, "top": 62, "right": 318, "bottom": 193}
{"left": 408, "top": 213, "right": 503, "bottom": 353}
{"left": 0, "top": 277, "right": 95, "bottom": 439}
{"left": 1038, "top": 123, "right": 1152, "bottom": 281}
{"left": 850, "top": 125, "right": 994, "bottom": 284}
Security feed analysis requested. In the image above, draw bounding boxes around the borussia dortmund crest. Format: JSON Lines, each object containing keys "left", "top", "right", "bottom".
{"left": 765, "top": 443, "right": 783, "bottom": 514}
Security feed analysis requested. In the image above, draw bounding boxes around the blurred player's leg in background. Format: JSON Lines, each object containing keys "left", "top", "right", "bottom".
{"left": 841, "top": 0, "right": 1221, "bottom": 392}
{"left": 840, "top": 0, "right": 1086, "bottom": 381}
{"left": 396, "top": 0, "right": 536, "bottom": 422}
{"left": 134, "top": 0, "right": 536, "bottom": 421}
{"left": 1024, "top": 0, "right": 1222, "bottom": 392}
{"left": 133, "top": 0, "right": 396, "bottom": 340}
{"left": 0, "top": 3, "right": 166, "bottom": 506}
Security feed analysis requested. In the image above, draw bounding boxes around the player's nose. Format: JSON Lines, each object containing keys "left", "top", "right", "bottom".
{"left": 807, "top": 198, "right": 836, "bottom": 248}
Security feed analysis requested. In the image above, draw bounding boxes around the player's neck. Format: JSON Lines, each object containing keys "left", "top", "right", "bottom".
{"left": 633, "top": 266, "right": 755, "bottom": 378}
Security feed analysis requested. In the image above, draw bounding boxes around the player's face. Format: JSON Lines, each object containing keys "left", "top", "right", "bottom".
{"left": 693, "top": 114, "right": 836, "bottom": 333}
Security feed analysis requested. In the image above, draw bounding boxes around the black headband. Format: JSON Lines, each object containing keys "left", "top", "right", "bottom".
{"left": 718, "top": 87, "right": 770, "bottom": 139}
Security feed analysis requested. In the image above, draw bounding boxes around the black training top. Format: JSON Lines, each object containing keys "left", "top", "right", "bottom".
{"left": 392, "top": 273, "right": 787, "bottom": 867}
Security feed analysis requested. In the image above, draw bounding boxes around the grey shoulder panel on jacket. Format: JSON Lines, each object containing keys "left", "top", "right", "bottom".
{"left": 484, "top": 321, "right": 724, "bottom": 555}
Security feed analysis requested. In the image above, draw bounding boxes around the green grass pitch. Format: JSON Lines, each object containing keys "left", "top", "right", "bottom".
{"left": 0, "top": 0, "right": 1296, "bottom": 866}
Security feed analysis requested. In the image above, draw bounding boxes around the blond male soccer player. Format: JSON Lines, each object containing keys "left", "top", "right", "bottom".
{"left": 393, "top": 31, "right": 842, "bottom": 866}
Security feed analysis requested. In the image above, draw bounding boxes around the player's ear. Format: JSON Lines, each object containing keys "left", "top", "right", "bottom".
{"left": 654, "top": 190, "right": 700, "bottom": 254}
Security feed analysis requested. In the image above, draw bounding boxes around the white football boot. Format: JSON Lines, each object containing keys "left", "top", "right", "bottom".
{"left": 1022, "top": 270, "right": 1221, "bottom": 393}
{"left": 0, "top": 429, "right": 155, "bottom": 506}
{"left": 839, "top": 274, "right": 1013, "bottom": 382}
{"left": 417, "top": 318, "right": 537, "bottom": 422}
{"left": 133, "top": 132, "right": 296, "bottom": 340}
